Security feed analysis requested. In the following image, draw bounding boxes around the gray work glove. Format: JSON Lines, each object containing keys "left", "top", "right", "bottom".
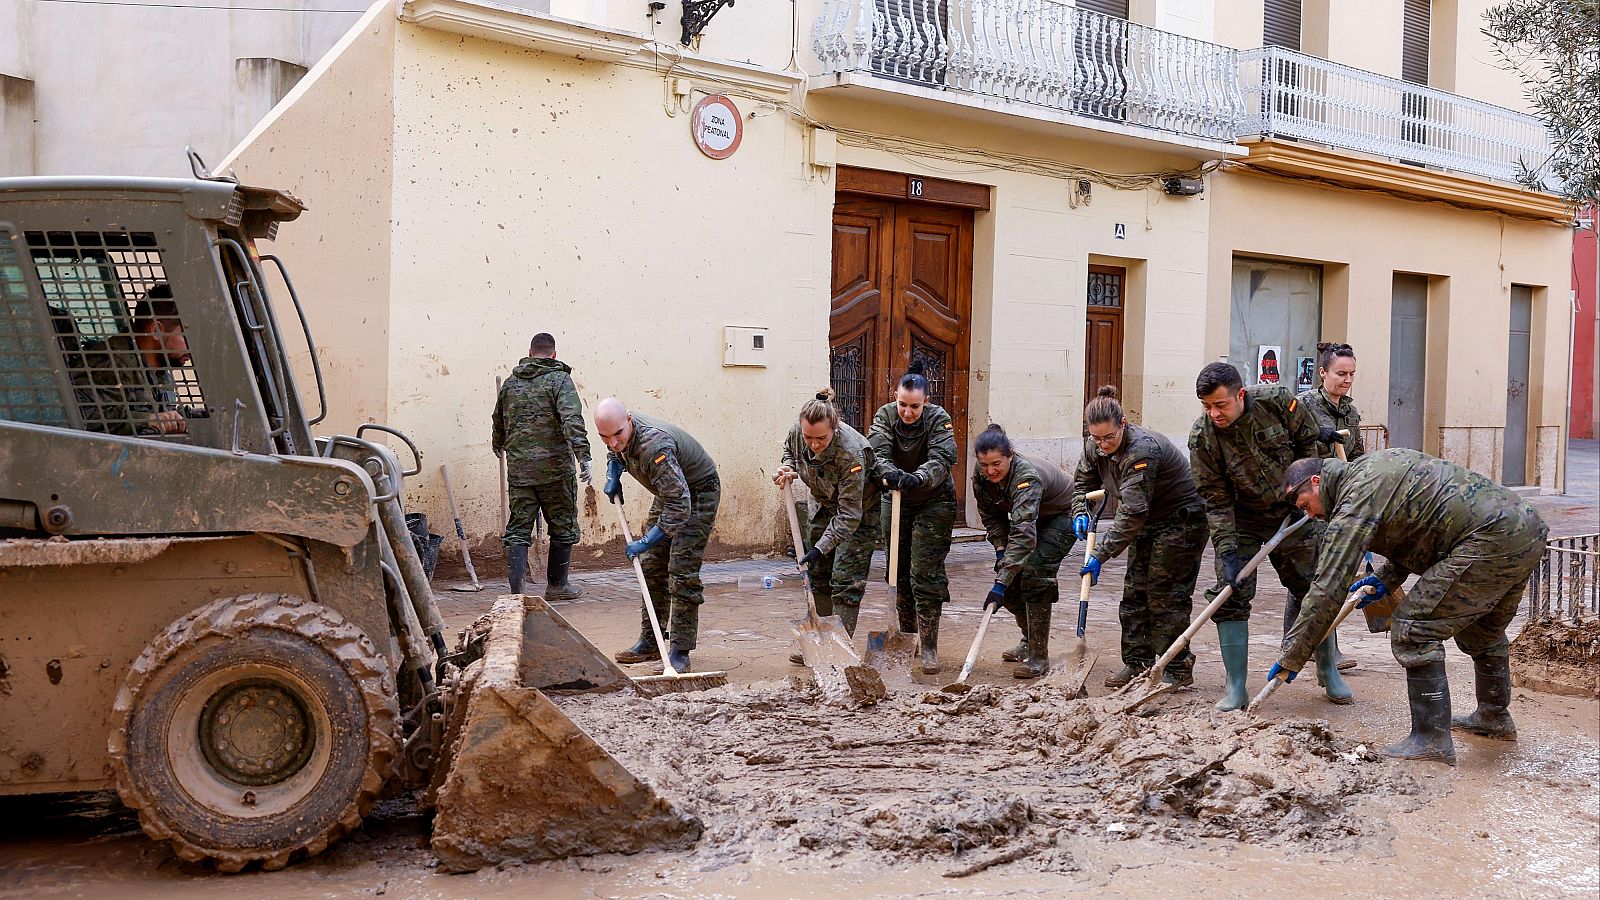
{"left": 579, "top": 460, "right": 592, "bottom": 485}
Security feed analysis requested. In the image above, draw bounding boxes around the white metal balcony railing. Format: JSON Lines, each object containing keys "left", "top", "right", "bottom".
{"left": 1239, "top": 46, "right": 1556, "bottom": 187}
{"left": 812, "top": 0, "right": 1245, "bottom": 143}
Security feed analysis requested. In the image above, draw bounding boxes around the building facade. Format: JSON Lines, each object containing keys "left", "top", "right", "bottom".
{"left": 219, "top": 0, "right": 1574, "bottom": 555}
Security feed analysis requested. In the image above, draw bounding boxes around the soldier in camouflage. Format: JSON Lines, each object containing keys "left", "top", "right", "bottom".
{"left": 1073, "top": 386, "right": 1208, "bottom": 688}
{"left": 775, "top": 390, "right": 880, "bottom": 664}
{"left": 1274, "top": 450, "right": 1548, "bottom": 764}
{"left": 1189, "top": 361, "right": 1350, "bottom": 710}
{"left": 971, "top": 424, "right": 1077, "bottom": 678}
{"left": 492, "top": 333, "right": 593, "bottom": 599}
{"left": 72, "top": 289, "right": 201, "bottom": 437}
{"left": 869, "top": 361, "right": 958, "bottom": 674}
{"left": 1295, "top": 340, "right": 1364, "bottom": 674}
{"left": 595, "top": 397, "right": 720, "bottom": 674}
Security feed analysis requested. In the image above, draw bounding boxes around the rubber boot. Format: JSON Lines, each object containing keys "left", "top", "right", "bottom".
{"left": 837, "top": 604, "right": 861, "bottom": 637}
{"left": 918, "top": 608, "right": 941, "bottom": 675}
{"left": 1013, "top": 603, "right": 1051, "bottom": 679}
{"left": 1001, "top": 609, "right": 1028, "bottom": 662}
{"left": 896, "top": 592, "right": 918, "bottom": 635}
{"left": 1103, "top": 664, "right": 1142, "bottom": 688}
{"left": 666, "top": 643, "right": 692, "bottom": 674}
{"left": 614, "top": 630, "right": 660, "bottom": 664}
{"left": 1215, "top": 620, "right": 1250, "bottom": 712}
{"left": 544, "top": 543, "right": 584, "bottom": 601}
{"left": 1316, "top": 636, "right": 1353, "bottom": 704}
{"left": 507, "top": 545, "right": 529, "bottom": 595}
{"left": 1451, "top": 655, "right": 1517, "bottom": 740}
{"left": 1384, "top": 659, "right": 1456, "bottom": 764}
{"left": 1334, "top": 633, "right": 1356, "bottom": 671}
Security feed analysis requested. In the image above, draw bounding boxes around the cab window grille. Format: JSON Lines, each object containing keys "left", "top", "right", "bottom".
{"left": 0, "top": 228, "right": 69, "bottom": 425}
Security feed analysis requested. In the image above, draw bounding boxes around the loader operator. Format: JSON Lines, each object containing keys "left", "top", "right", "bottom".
{"left": 73, "top": 286, "right": 196, "bottom": 436}
{"left": 774, "top": 388, "right": 880, "bottom": 664}
{"left": 1273, "top": 451, "right": 1548, "bottom": 765}
{"left": 1188, "top": 361, "right": 1350, "bottom": 711}
{"left": 971, "top": 423, "right": 1076, "bottom": 679}
{"left": 492, "top": 332, "right": 593, "bottom": 599}
{"left": 597, "top": 397, "right": 720, "bottom": 674}
{"left": 1072, "top": 386, "right": 1207, "bottom": 690}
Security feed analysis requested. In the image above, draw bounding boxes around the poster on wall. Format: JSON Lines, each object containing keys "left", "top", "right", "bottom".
{"left": 1296, "top": 356, "right": 1316, "bottom": 390}
{"left": 1256, "top": 346, "right": 1282, "bottom": 384}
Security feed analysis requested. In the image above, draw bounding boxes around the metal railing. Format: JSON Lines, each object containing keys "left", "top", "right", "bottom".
{"left": 1239, "top": 46, "right": 1555, "bottom": 186}
{"left": 1526, "top": 534, "right": 1599, "bottom": 623}
{"left": 813, "top": 0, "right": 1244, "bottom": 142}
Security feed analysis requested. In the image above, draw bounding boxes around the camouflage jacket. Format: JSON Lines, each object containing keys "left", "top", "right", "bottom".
{"left": 974, "top": 452, "right": 1074, "bottom": 587}
{"left": 610, "top": 412, "right": 717, "bottom": 535}
{"left": 1188, "top": 383, "right": 1320, "bottom": 557}
{"left": 1280, "top": 449, "right": 1549, "bottom": 670}
{"left": 780, "top": 421, "right": 879, "bottom": 555}
{"left": 1072, "top": 423, "right": 1202, "bottom": 562}
{"left": 1298, "top": 387, "right": 1364, "bottom": 460}
{"left": 492, "top": 357, "right": 592, "bottom": 485}
{"left": 867, "top": 401, "right": 958, "bottom": 505}
{"left": 72, "top": 336, "right": 185, "bottom": 436}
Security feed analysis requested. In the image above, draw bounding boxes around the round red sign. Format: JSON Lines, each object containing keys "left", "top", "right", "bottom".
{"left": 691, "top": 94, "right": 742, "bottom": 160}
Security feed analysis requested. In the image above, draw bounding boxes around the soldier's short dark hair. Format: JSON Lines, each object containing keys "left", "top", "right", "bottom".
{"left": 1196, "top": 361, "right": 1244, "bottom": 398}
{"left": 530, "top": 332, "right": 557, "bottom": 355}
{"left": 131, "top": 284, "right": 179, "bottom": 329}
{"left": 1281, "top": 456, "right": 1325, "bottom": 498}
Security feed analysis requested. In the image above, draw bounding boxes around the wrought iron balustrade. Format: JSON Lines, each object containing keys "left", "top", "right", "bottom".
{"left": 812, "top": 0, "right": 1243, "bottom": 142}
{"left": 1239, "top": 46, "right": 1555, "bottom": 187}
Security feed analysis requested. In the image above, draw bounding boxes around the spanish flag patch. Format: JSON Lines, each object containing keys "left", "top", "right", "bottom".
{"left": 850, "top": 464, "right": 862, "bottom": 473}
{"left": 1015, "top": 481, "right": 1031, "bottom": 490}
{"left": 653, "top": 453, "right": 667, "bottom": 465}
{"left": 944, "top": 422, "right": 954, "bottom": 429}
{"left": 1133, "top": 461, "right": 1149, "bottom": 471}
{"left": 1289, "top": 399, "right": 1297, "bottom": 412}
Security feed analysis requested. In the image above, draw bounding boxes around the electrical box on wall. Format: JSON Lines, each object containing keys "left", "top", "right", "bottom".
{"left": 723, "top": 326, "right": 768, "bottom": 367}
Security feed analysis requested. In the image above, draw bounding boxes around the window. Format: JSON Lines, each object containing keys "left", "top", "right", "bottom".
{"left": 1263, "top": 0, "right": 1302, "bottom": 51}
{"left": 1402, "top": 0, "right": 1431, "bottom": 86}
{"left": 1229, "top": 258, "right": 1322, "bottom": 390}
{"left": 0, "top": 228, "right": 68, "bottom": 426}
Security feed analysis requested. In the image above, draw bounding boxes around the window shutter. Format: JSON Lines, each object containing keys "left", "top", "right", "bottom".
{"left": 1263, "top": 0, "right": 1302, "bottom": 51}
{"left": 1402, "top": 0, "right": 1431, "bottom": 85}
{"left": 1076, "top": 0, "right": 1128, "bottom": 19}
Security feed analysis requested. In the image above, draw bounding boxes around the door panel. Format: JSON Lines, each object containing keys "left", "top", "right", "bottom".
{"left": 1084, "top": 265, "right": 1125, "bottom": 433}
{"left": 1505, "top": 286, "right": 1532, "bottom": 485}
{"left": 1389, "top": 274, "right": 1428, "bottom": 451}
{"left": 829, "top": 200, "right": 895, "bottom": 436}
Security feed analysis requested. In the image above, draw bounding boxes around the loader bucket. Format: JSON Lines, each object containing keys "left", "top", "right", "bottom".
{"left": 428, "top": 597, "right": 702, "bottom": 873}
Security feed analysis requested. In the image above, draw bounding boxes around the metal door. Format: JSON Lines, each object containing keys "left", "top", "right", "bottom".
{"left": 1389, "top": 274, "right": 1428, "bottom": 450}
{"left": 1505, "top": 285, "right": 1532, "bottom": 485}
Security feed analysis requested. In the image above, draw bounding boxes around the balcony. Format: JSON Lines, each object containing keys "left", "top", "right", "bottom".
{"left": 1239, "top": 46, "right": 1555, "bottom": 188}
{"left": 811, "top": 0, "right": 1244, "bottom": 146}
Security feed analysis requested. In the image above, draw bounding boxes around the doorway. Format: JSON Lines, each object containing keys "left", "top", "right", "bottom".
{"left": 1389, "top": 273, "right": 1429, "bottom": 451}
{"left": 1084, "top": 264, "right": 1125, "bottom": 429}
{"left": 1505, "top": 285, "right": 1533, "bottom": 485}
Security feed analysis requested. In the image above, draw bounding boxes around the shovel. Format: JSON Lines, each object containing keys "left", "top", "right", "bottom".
{"left": 440, "top": 463, "right": 483, "bottom": 592}
{"left": 865, "top": 488, "right": 917, "bottom": 671}
{"left": 1072, "top": 489, "right": 1108, "bottom": 657}
{"left": 782, "top": 484, "right": 888, "bottom": 704}
{"left": 1333, "top": 429, "right": 1350, "bottom": 462}
{"left": 942, "top": 597, "right": 1002, "bottom": 694}
{"left": 1246, "top": 584, "right": 1373, "bottom": 713}
{"left": 612, "top": 499, "right": 728, "bottom": 692}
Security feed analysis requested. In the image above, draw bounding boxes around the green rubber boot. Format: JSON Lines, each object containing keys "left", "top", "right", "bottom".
{"left": 1384, "top": 659, "right": 1456, "bottom": 764}
{"left": 1215, "top": 620, "right": 1250, "bottom": 712}
{"left": 1316, "top": 636, "right": 1353, "bottom": 704}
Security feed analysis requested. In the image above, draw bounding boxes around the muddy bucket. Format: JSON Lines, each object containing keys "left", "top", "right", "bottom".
{"left": 427, "top": 597, "right": 703, "bottom": 873}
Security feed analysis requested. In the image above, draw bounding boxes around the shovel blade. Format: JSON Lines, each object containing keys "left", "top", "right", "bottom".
{"left": 797, "top": 613, "right": 886, "bottom": 705}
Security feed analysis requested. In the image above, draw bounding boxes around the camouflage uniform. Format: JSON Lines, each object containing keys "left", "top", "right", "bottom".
{"left": 1298, "top": 387, "right": 1364, "bottom": 460}
{"left": 612, "top": 413, "right": 719, "bottom": 650}
{"left": 781, "top": 421, "right": 881, "bottom": 616}
{"left": 1073, "top": 423, "right": 1207, "bottom": 675}
{"left": 974, "top": 452, "right": 1075, "bottom": 665}
{"left": 1189, "top": 383, "right": 1323, "bottom": 622}
{"left": 1281, "top": 450, "right": 1548, "bottom": 671}
{"left": 72, "top": 336, "right": 193, "bottom": 436}
{"left": 868, "top": 402, "right": 958, "bottom": 625}
{"left": 493, "top": 357, "right": 592, "bottom": 548}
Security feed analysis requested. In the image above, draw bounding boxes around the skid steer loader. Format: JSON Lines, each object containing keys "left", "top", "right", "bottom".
{"left": 0, "top": 164, "right": 700, "bottom": 873}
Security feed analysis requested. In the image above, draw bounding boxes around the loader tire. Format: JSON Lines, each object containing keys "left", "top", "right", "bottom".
{"left": 109, "top": 594, "right": 399, "bottom": 872}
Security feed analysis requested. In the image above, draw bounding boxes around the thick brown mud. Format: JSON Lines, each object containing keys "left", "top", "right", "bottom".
{"left": 1512, "top": 617, "right": 1600, "bottom": 698}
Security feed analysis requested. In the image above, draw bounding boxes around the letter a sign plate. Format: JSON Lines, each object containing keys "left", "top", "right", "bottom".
{"left": 692, "top": 94, "right": 743, "bottom": 160}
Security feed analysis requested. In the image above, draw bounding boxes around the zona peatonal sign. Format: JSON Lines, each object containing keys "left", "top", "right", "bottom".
{"left": 691, "top": 94, "right": 742, "bottom": 160}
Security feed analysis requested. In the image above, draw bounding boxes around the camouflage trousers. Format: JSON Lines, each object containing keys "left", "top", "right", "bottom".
{"left": 1208, "top": 513, "right": 1321, "bottom": 624}
{"left": 638, "top": 474, "right": 720, "bottom": 651}
{"left": 1118, "top": 510, "right": 1208, "bottom": 673}
{"left": 1390, "top": 513, "right": 1547, "bottom": 668}
{"left": 999, "top": 511, "right": 1076, "bottom": 610}
{"left": 502, "top": 476, "right": 579, "bottom": 547}
{"left": 883, "top": 493, "right": 956, "bottom": 623}
{"left": 804, "top": 498, "right": 881, "bottom": 616}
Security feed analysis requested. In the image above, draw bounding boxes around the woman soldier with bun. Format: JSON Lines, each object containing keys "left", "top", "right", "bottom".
{"left": 868, "top": 360, "right": 958, "bottom": 674}
{"left": 1300, "top": 342, "right": 1364, "bottom": 461}
{"left": 773, "top": 389, "right": 881, "bottom": 663}
{"left": 1072, "top": 386, "right": 1209, "bottom": 689}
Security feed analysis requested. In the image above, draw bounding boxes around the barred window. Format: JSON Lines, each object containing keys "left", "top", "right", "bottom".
{"left": 0, "top": 228, "right": 69, "bottom": 425}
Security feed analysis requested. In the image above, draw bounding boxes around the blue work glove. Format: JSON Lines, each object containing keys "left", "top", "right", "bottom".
{"left": 1350, "top": 575, "right": 1388, "bottom": 608}
{"left": 799, "top": 546, "right": 822, "bottom": 569}
{"left": 1267, "top": 661, "right": 1298, "bottom": 684}
{"left": 1079, "top": 555, "right": 1103, "bottom": 586}
{"left": 1073, "top": 514, "right": 1092, "bottom": 540}
{"left": 604, "top": 457, "right": 625, "bottom": 502}
{"left": 625, "top": 525, "right": 665, "bottom": 560}
{"left": 983, "top": 581, "right": 1007, "bottom": 612}
{"left": 899, "top": 471, "right": 924, "bottom": 491}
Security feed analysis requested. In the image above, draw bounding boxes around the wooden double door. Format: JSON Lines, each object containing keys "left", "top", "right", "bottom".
{"left": 829, "top": 196, "right": 974, "bottom": 514}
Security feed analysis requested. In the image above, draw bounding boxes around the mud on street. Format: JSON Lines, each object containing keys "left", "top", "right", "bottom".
{"left": 2, "top": 538, "right": 1597, "bottom": 898}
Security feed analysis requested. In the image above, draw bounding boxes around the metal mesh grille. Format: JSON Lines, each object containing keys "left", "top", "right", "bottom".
{"left": 1087, "top": 270, "right": 1123, "bottom": 307}
{"left": 830, "top": 334, "right": 868, "bottom": 434}
{"left": 909, "top": 340, "right": 948, "bottom": 411}
{"left": 24, "top": 230, "right": 206, "bottom": 437}
{"left": 0, "top": 228, "right": 69, "bottom": 425}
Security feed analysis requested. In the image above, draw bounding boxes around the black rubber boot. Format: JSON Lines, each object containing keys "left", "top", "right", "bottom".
{"left": 1334, "top": 633, "right": 1356, "bottom": 671}
{"left": 918, "top": 608, "right": 941, "bottom": 675}
{"left": 507, "top": 545, "right": 529, "bottom": 595}
{"left": 1451, "top": 655, "right": 1517, "bottom": 740}
{"left": 1104, "top": 664, "right": 1142, "bottom": 688}
{"left": 544, "top": 543, "right": 584, "bottom": 600}
{"left": 1384, "top": 659, "right": 1457, "bottom": 764}
{"left": 837, "top": 604, "right": 861, "bottom": 637}
{"left": 666, "top": 644, "right": 692, "bottom": 673}
{"left": 1013, "top": 602, "right": 1051, "bottom": 679}
{"left": 896, "top": 592, "right": 917, "bottom": 635}
{"left": 614, "top": 632, "right": 660, "bottom": 664}
{"left": 1001, "top": 609, "right": 1028, "bottom": 662}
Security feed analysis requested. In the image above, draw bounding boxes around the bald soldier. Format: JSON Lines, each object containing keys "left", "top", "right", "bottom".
{"left": 1273, "top": 450, "right": 1548, "bottom": 764}
{"left": 595, "top": 398, "right": 720, "bottom": 673}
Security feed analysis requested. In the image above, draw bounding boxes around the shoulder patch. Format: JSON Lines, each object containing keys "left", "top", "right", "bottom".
{"left": 850, "top": 464, "right": 862, "bottom": 473}
{"left": 1015, "top": 481, "right": 1031, "bottom": 490}
{"left": 944, "top": 422, "right": 954, "bottom": 430}
{"left": 1289, "top": 399, "right": 1297, "bottom": 412}
{"left": 1133, "top": 461, "right": 1149, "bottom": 471}
{"left": 653, "top": 453, "right": 667, "bottom": 465}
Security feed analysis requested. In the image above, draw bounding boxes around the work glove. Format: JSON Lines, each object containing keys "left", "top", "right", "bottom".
{"left": 1349, "top": 575, "right": 1388, "bottom": 608}
{"left": 625, "top": 524, "right": 666, "bottom": 560}
{"left": 1219, "top": 550, "right": 1244, "bottom": 590}
{"left": 1072, "top": 513, "right": 1092, "bottom": 540}
{"left": 983, "top": 581, "right": 1007, "bottom": 613}
{"left": 1318, "top": 425, "right": 1340, "bottom": 446}
{"left": 799, "top": 546, "right": 822, "bottom": 569}
{"left": 899, "top": 471, "right": 924, "bottom": 491}
{"left": 1267, "top": 661, "right": 1298, "bottom": 684}
{"left": 578, "top": 461, "right": 592, "bottom": 485}
{"left": 1079, "top": 555, "right": 1103, "bottom": 587}
{"left": 604, "top": 457, "right": 625, "bottom": 503}
{"left": 880, "top": 470, "right": 902, "bottom": 490}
